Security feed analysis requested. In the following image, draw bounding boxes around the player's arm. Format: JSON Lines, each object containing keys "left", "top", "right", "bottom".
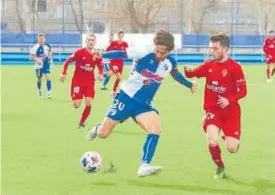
{"left": 263, "top": 39, "right": 269, "bottom": 55}
{"left": 228, "top": 64, "right": 247, "bottom": 104}
{"left": 30, "top": 45, "right": 42, "bottom": 65}
{"left": 169, "top": 57, "right": 196, "bottom": 93}
{"left": 96, "top": 59, "right": 104, "bottom": 80}
{"left": 47, "top": 44, "right": 54, "bottom": 64}
{"left": 60, "top": 50, "right": 79, "bottom": 82}
{"left": 184, "top": 61, "right": 210, "bottom": 78}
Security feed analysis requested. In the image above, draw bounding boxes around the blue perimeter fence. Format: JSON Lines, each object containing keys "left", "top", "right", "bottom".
{"left": 1, "top": 33, "right": 266, "bottom": 65}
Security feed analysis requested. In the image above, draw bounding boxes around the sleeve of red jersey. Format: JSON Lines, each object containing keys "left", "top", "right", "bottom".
{"left": 263, "top": 39, "right": 271, "bottom": 55}
{"left": 228, "top": 64, "right": 247, "bottom": 104}
{"left": 96, "top": 59, "right": 103, "bottom": 75}
{"left": 184, "top": 62, "right": 210, "bottom": 78}
{"left": 62, "top": 50, "right": 79, "bottom": 75}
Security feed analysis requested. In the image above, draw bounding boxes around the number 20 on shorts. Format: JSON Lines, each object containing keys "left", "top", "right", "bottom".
{"left": 112, "top": 99, "right": 125, "bottom": 111}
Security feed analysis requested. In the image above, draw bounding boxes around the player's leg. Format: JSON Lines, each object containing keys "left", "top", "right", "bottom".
{"left": 134, "top": 109, "right": 162, "bottom": 177}
{"left": 266, "top": 59, "right": 272, "bottom": 83}
{"left": 71, "top": 83, "right": 85, "bottom": 127}
{"left": 35, "top": 69, "right": 43, "bottom": 98}
{"left": 101, "top": 63, "right": 112, "bottom": 90}
{"left": 203, "top": 111, "right": 225, "bottom": 178}
{"left": 111, "top": 64, "right": 123, "bottom": 97}
{"left": 44, "top": 73, "right": 52, "bottom": 98}
{"left": 222, "top": 106, "right": 241, "bottom": 153}
{"left": 79, "top": 84, "right": 95, "bottom": 129}
{"left": 87, "top": 91, "right": 131, "bottom": 140}
{"left": 270, "top": 62, "right": 275, "bottom": 79}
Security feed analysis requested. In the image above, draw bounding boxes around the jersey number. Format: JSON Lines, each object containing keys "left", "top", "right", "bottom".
{"left": 113, "top": 99, "right": 125, "bottom": 111}
{"left": 74, "top": 86, "right": 80, "bottom": 93}
{"left": 113, "top": 65, "right": 119, "bottom": 71}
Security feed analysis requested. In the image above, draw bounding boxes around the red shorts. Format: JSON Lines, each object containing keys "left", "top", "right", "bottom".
{"left": 203, "top": 105, "right": 241, "bottom": 140}
{"left": 71, "top": 81, "right": 95, "bottom": 100}
{"left": 110, "top": 62, "right": 123, "bottom": 74}
{"left": 266, "top": 55, "right": 275, "bottom": 64}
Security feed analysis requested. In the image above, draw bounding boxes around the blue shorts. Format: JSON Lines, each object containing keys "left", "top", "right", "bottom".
{"left": 36, "top": 67, "right": 50, "bottom": 78}
{"left": 106, "top": 91, "right": 158, "bottom": 122}
{"left": 103, "top": 62, "right": 111, "bottom": 72}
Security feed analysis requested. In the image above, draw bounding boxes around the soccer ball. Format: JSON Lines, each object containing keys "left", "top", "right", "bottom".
{"left": 80, "top": 151, "right": 102, "bottom": 172}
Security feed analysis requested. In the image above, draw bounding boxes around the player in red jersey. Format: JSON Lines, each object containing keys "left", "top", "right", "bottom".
{"left": 184, "top": 32, "right": 247, "bottom": 178}
{"left": 263, "top": 30, "right": 275, "bottom": 83}
{"left": 108, "top": 30, "right": 128, "bottom": 97}
{"left": 59, "top": 34, "right": 104, "bottom": 129}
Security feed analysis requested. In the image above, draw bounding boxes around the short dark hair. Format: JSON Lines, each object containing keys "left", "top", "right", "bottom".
{"left": 109, "top": 33, "right": 114, "bottom": 36}
{"left": 38, "top": 33, "right": 44, "bottom": 37}
{"left": 118, "top": 30, "right": 124, "bottom": 34}
{"left": 89, "top": 34, "right": 96, "bottom": 39}
{"left": 268, "top": 30, "right": 274, "bottom": 34}
{"left": 153, "top": 30, "right": 175, "bottom": 51}
{"left": 210, "top": 32, "right": 230, "bottom": 48}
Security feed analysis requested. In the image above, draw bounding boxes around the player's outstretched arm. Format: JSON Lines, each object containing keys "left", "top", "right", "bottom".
{"left": 170, "top": 68, "right": 196, "bottom": 94}
{"left": 60, "top": 51, "right": 78, "bottom": 82}
{"left": 96, "top": 60, "right": 104, "bottom": 81}
{"left": 184, "top": 62, "right": 210, "bottom": 78}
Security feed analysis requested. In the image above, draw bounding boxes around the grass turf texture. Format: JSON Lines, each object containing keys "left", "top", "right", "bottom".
{"left": 1, "top": 65, "right": 275, "bottom": 195}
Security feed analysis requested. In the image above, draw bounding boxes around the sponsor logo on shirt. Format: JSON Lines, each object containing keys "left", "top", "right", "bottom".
{"left": 207, "top": 81, "right": 226, "bottom": 93}
{"left": 80, "top": 64, "right": 94, "bottom": 72}
{"left": 140, "top": 69, "right": 164, "bottom": 83}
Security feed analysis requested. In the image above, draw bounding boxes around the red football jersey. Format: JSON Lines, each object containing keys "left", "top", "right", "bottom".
{"left": 263, "top": 37, "right": 275, "bottom": 55}
{"left": 185, "top": 58, "right": 247, "bottom": 110}
{"left": 109, "top": 40, "right": 128, "bottom": 65}
{"left": 62, "top": 48, "right": 103, "bottom": 83}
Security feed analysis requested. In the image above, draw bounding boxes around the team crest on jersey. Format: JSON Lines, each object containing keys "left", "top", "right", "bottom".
{"left": 143, "top": 79, "right": 152, "bottom": 85}
{"left": 221, "top": 69, "right": 227, "bottom": 77}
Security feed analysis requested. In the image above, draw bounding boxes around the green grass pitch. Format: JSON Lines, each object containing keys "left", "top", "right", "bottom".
{"left": 1, "top": 65, "right": 275, "bottom": 195}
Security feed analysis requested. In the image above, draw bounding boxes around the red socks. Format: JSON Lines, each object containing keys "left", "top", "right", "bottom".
{"left": 80, "top": 105, "right": 91, "bottom": 124}
{"left": 208, "top": 145, "right": 224, "bottom": 168}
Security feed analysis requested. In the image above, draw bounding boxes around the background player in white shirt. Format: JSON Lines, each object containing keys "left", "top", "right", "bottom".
{"left": 30, "top": 33, "right": 53, "bottom": 98}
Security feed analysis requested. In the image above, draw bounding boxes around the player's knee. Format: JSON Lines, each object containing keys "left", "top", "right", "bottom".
{"left": 146, "top": 125, "right": 161, "bottom": 135}
{"left": 207, "top": 137, "right": 219, "bottom": 147}
{"left": 116, "top": 74, "right": 122, "bottom": 80}
{"left": 226, "top": 144, "right": 239, "bottom": 153}
{"left": 73, "top": 102, "right": 80, "bottom": 108}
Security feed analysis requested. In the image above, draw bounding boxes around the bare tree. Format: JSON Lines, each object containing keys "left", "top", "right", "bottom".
{"left": 184, "top": 0, "right": 220, "bottom": 33}
{"left": 247, "top": 0, "right": 275, "bottom": 34}
{"left": 70, "top": 0, "right": 84, "bottom": 33}
{"left": 15, "top": 0, "right": 27, "bottom": 33}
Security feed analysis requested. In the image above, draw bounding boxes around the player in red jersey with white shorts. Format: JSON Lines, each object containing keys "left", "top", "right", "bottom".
{"left": 59, "top": 34, "right": 104, "bottom": 129}
{"left": 108, "top": 30, "right": 128, "bottom": 97}
{"left": 184, "top": 32, "right": 247, "bottom": 178}
{"left": 263, "top": 30, "right": 275, "bottom": 83}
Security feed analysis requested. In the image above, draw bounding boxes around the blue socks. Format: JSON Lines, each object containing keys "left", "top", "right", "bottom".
{"left": 142, "top": 134, "right": 159, "bottom": 164}
{"left": 37, "top": 80, "right": 42, "bottom": 90}
{"left": 46, "top": 80, "right": 51, "bottom": 91}
{"left": 102, "top": 75, "right": 110, "bottom": 87}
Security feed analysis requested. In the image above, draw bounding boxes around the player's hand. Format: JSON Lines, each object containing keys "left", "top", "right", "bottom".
{"left": 217, "top": 95, "right": 229, "bottom": 109}
{"left": 59, "top": 74, "right": 66, "bottom": 82}
{"left": 190, "top": 83, "right": 197, "bottom": 95}
{"left": 184, "top": 65, "right": 192, "bottom": 72}
{"left": 268, "top": 54, "right": 273, "bottom": 59}
{"left": 36, "top": 60, "right": 42, "bottom": 65}
{"left": 97, "top": 74, "right": 104, "bottom": 81}
{"left": 93, "top": 50, "right": 102, "bottom": 60}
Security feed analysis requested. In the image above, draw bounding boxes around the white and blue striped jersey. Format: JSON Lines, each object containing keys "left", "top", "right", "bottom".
{"left": 121, "top": 53, "right": 178, "bottom": 105}
{"left": 30, "top": 43, "right": 51, "bottom": 69}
